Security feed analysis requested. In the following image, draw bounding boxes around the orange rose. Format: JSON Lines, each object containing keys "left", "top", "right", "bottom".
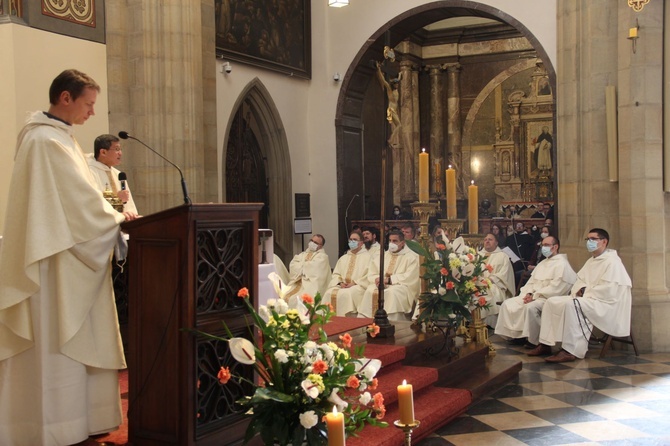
{"left": 237, "top": 287, "right": 249, "bottom": 298}
{"left": 301, "top": 293, "right": 314, "bottom": 304}
{"left": 346, "top": 375, "right": 360, "bottom": 389}
{"left": 446, "top": 281, "right": 455, "bottom": 290}
{"left": 478, "top": 296, "right": 487, "bottom": 307}
{"left": 368, "top": 378, "right": 379, "bottom": 391}
{"left": 339, "top": 333, "right": 352, "bottom": 348}
{"left": 217, "top": 366, "right": 231, "bottom": 384}
{"left": 440, "top": 267, "right": 449, "bottom": 276}
{"left": 367, "top": 323, "right": 380, "bottom": 338}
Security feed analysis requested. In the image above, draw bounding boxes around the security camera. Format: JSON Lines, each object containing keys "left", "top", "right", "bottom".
{"left": 222, "top": 61, "right": 232, "bottom": 74}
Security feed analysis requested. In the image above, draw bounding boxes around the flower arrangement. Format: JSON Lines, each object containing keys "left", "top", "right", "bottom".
{"left": 205, "top": 276, "right": 387, "bottom": 445}
{"left": 406, "top": 236, "right": 492, "bottom": 326}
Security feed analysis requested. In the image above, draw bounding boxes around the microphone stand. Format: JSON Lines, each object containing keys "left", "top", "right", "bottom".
{"left": 344, "top": 194, "right": 359, "bottom": 242}
{"left": 122, "top": 133, "right": 191, "bottom": 205}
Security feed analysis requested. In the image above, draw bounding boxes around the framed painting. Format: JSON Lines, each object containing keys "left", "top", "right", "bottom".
{"left": 525, "top": 121, "right": 553, "bottom": 179}
{"left": 215, "top": 0, "right": 311, "bottom": 79}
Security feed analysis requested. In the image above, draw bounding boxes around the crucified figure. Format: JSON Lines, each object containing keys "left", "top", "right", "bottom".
{"left": 375, "top": 60, "right": 402, "bottom": 149}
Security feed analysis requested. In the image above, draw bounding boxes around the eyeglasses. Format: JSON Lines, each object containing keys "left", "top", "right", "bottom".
{"left": 584, "top": 237, "right": 602, "bottom": 242}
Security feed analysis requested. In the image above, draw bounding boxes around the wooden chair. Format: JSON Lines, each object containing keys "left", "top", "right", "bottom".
{"left": 598, "top": 331, "right": 640, "bottom": 358}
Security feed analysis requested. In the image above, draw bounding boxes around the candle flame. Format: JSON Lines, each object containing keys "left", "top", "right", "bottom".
{"left": 448, "top": 165, "right": 452, "bottom": 169}
{"left": 402, "top": 379, "right": 407, "bottom": 385}
{"left": 421, "top": 148, "right": 426, "bottom": 153}
{"left": 332, "top": 405, "right": 338, "bottom": 415}
{"left": 471, "top": 180, "right": 475, "bottom": 185}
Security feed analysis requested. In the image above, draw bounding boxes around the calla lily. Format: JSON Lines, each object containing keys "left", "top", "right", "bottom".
{"left": 268, "top": 272, "right": 291, "bottom": 301}
{"left": 355, "top": 358, "right": 382, "bottom": 380}
{"left": 301, "top": 379, "right": 319, "bottom": 399}
{"left": 327, "top": 388, "right": 348, "bottom": 411}
{"left": 229, "top": 337, "right": 256, "bottom": 365}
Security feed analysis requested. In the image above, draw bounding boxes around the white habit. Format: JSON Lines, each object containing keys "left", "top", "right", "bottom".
{"left": 539, "top": 249, "right": 632, "bottom": 358}
{"left": 359, "top": 245, "right": 420, "bottom": 319}
{"left": 285, "top": 249, "right": 332, "bottom": 306}
{"left": 0, "top": 112, "right": 127, "bottom": 445}
{"left": 322, "top": 248, "right": 370, "bottom": 316}
{"left": 495, "top": 253, "right": 577, "bottom": 344}
{"left": 480, "top": 248, "right": 515, "bottom": 324}
{"left": 86, "top": 153, "right": 139, "bottom": 215}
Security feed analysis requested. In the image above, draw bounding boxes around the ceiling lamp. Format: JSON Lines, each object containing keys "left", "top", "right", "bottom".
{"left": 329, "top": 0, "right": 349, "bottom": 7}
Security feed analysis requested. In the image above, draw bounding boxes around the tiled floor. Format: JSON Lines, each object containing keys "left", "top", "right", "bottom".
{"left": 418, "top": 335, "right": 670, "bottom": 446}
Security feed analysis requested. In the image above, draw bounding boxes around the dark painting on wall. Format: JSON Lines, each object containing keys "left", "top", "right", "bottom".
{"left": 215, "top": 0, "right": 311, "bottom": 79}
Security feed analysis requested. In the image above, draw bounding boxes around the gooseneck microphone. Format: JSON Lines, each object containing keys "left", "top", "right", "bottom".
{"left": 118, "top": 131, "right": 191, "bottom": 205}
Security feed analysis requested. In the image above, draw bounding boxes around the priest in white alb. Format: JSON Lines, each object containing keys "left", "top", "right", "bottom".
{"left": 495, "top": 235, "right": 577, "bottom": 348}
{"left": 533, "top": 228, "right": 632, "bottom": 363}
{"left": 284, "top": 234, "right": 332, "bottom": 307}
{"left": 358, "top": 230, "right": 420, "bottom": 320}
{"left": 322, "top": 229, "right": 370, "bottom": 316}
{"left": 479, "top": 233, "right": 516, "bottom": 326}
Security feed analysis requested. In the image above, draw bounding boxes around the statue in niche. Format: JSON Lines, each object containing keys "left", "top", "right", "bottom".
{"left": 534, "top": 126, "right": 553, "bottom": 172}
{"left": 375, "top": 54, "right": 402, "bottom": 149}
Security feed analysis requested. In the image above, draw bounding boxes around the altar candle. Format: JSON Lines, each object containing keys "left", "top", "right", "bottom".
{"left": 468, "top": 180, "right": 479, "bottom": 234}
{"left": 419, "top": 149, "right": 429, "bottom": 202}
{"left": 397, "top": 379, "right": 414, "bottom": 425}
{"left": 326, "top": 406, "right": 345, "bottom": 446}
{"left": 445, "top": 165, "right": 456, "bottom": 219}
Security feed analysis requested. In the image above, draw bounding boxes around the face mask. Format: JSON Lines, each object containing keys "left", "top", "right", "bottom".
{"left": 308, "top": 241, "right": 318, "bottom": 252}
{"left": 394, "top": 210, "right": 400, "bottom": 215}
{"left": 507, "top": 230, "right": 514, "bottom": 236}
{"left": 388, "top": 242, "right": 399, "bottom": 253}
{"left": 541, "top": 246, "right": 552, "bottom": 258}
{"left": 348, "top": 240, "right": 359, "bottom": 250}
{"left": 540, "top": 232, "right": 548, "bottom": 239}
{"left": 586, "top": 239, "right": 598, "bottom": 252}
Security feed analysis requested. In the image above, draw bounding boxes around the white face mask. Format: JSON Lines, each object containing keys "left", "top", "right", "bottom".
{"left": 586, "top": 239, "right": 598, "bottom": 252}
{"left": 394, "top": 210, "right": 400, "bottom": 215}
{"left": 308, "top": 241, "right": 318, "bottom": 252}
{"left": 541, "top": 246, "right": 552, "bottom": 258}
{"left": 388, "top": 242, "right": 399, "bottom": 253}
{"left": 348, "top": 240, "right": 359, "bottom": 250}
{"left": 540, "top": 232, "right": 548, "bottom": 239}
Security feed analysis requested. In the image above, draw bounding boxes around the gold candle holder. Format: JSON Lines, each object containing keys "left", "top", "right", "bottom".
{"left": 394, "top": 420, "right": 420, "bottom": 446}
{"left": 461, "top": 233, "right": 485, "bottom": 251}
{"left": 411, "top": 201, "right": 438, "bottom": 248}
{"left": 470, "top": 307, "right": 496, "bottom": 355}
{"left": 439, "top": 218, "right": 465, "bottom": 242}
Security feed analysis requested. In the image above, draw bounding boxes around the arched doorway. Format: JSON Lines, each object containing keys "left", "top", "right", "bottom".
{"left": 223, "top": 79, "right": 293, "bottom": 264}
{"left": 334, "top": 1, "right": 557, "bottom": 246}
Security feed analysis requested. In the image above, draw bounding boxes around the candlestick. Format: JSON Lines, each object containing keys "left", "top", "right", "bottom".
{"left": 397, "top": 379, "right": 414, "bottom": 425}
{"left": 326, "top": 406, "right": 345, "bottom": 446}
{"left": 418, "top": 149, "right": 429, "bottom": 202}
{"left": 445, "top": 165, "right": 456, "bottom": 219}
{"left": 468, "top": 180, "right": 478, "bottom": 234}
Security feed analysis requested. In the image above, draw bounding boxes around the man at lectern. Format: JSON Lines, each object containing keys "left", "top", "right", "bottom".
{"left": 0, "top": 69, "right": 139, "bottom": 446}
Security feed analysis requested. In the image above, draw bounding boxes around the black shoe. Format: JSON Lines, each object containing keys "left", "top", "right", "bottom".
{"left": 524, "top": 342, "right": 537, "bottom": 349}
{"left": 507, "top": 337, "right": 527, "bottom": 346}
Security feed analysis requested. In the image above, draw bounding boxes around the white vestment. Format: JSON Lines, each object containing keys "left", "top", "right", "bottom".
{"left": 359, "top": 245, "right": 420, "bottom": 319}
{"left": 539, "top": 249, "right": 632, "bottom": 358}
{"left": 480, "top": 248, "right": 515, "bottom": 324}
{"left": 285, "top": 249, "right": 332, "bottom": 306}
{"left": 86, "top": 153, "right": 139, "bottom": 215}
{"left": 0, "top": 112, "right": 127, "bottom": 445}
{"left": 495, "top": 253, "right": 577, "bottom": 344}
{"left": 366, "top": 242, "right": 381, "bottom": 258}
{"left": 322, "top": 248, "right": 371, "bottom": 316}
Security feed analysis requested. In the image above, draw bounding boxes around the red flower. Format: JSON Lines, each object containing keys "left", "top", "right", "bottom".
{"left": 346, "top": 375, "right": 360, "bottom": 389}
{"left": 217, "top": 366, "right": 231, "bottom": 384}
{"left": 301, "top": 293, "right": 314, "bottom": 304}
{"left": 368, "top": 378, "right": 379, "bottom": 391}
{"left": 367, "top": 323, "right": 380, "bottom": 338}
{"left": 339, "top": 333, "right": 352, "bottom": 348}
{"left": 485, "top": 264, "right": 493, "bottom": 273}
{"left": 436, "top": 243, "right": 446, "bottom": 250}
{"left": 478, "top": 296, "right": 487, "bottom": 307}
{"left": 440, "top": 267, "right": 449, "bottom": 276}
{"left": 237, "top": 287, "right": 249, "bottom": 298}
{"left": 446, "top": 281, "right": 455, "bottom": 290}
{"left": 312, "top": 359, "right": 328, "bottom": 374}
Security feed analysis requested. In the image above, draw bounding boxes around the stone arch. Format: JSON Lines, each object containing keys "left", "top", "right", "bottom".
{"left": 334, "top": 0, "right": 556, "bottom": 245}
{"left": 222, "top": 78, "right": 292, "bottom": 263}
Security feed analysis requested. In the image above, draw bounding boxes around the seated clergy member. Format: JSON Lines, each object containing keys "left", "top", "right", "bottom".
{"left": 322, "top": 230, "right": 370, "bottom": 316}
{"left": 285, "top": 234, "right": 332, "bottom": 306}
{"left": 358, "top": 230, "right": 420, "bottom": 320}
{"left": 362, "top": 226, "right": 381, "bottom": 257}
{"left": 87, "top": 134, "right": 139, "bottom": 214}
{"left": 479, "top": 233, "right": 516, "bottom": 326}
{"left": 495, "top": 235, "right": 577, "bottom": 348}
{"left": 530, "top": 228, "right": 632, "bottom": 362}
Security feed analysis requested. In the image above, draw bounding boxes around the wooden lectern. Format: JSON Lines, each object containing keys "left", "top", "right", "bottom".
{"left": 122, "top": 203, "right": 262, "bottom": 446}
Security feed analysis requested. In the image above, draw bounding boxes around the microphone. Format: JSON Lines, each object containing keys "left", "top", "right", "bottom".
{"left": 118, "top": 172, "right": 127, "bottom": 191}
{"left": 344, "top": 194, "right": 360, "bottom": 240}
{"left": 118, "top": 131, "right": 191, "bottom": 205}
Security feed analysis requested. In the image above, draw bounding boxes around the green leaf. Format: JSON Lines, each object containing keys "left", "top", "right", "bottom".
{"left": 406, "top": 239, "right": 432, "bottom": 259}
{"left": 249, "top": 387, "right": 294, "bottom": 404}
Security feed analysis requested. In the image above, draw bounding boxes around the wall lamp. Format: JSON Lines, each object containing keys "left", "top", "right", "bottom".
{"left": 628, "top": 18, "right": 639, "bottom": 54}
{"left": 328, "top": 0, "right": 349, "bottom": 7}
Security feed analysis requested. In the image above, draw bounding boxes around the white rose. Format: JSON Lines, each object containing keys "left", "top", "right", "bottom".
{"left": 438, "top": 286, "right": 446, "bottom": 296}
{"left": 299, "top": 410, "right": 318, "bottom": 429}
{"left": 274, "top": 349, "right": 289, "bottom": 363}
{"left": 359, "top": 392, "right": 372, "bottom": 405}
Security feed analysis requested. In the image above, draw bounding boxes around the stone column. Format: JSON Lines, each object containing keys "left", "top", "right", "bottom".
{"left": 411, "top": 65, "right": 421, "bottom": 203}
{"left": 446, "top": 64, "right": 463, "bottom": 198}
{"left": 106, "top": 0, "right": 217, "bottom": 214}
{"left": 427, "top": 64, "right": 445, "bottom": 198}
{"left": 399, "top": 59, "right": 417, "bottom": 203}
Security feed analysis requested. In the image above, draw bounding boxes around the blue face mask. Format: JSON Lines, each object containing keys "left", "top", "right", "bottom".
{"left": 541, "top": 246, "right": 552, "bottom": 258}
{"left": 348, "top": 240, "right": 359, "bottom": 250}
{"left": 586, "top": 239, "right": 599, "bottom": 252}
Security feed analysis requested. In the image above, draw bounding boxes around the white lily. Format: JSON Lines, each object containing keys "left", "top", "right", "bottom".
{"left": 355, "top": 358, "right": 382, "bottom": 380}
{"left": 301, "top": 379, "right": 319, "bottom": 399}
{"left": 268, "top": 272, "right": 291, "bottom": 301}
{"left": 327, "top": 388, "right": 348, "bottom": 411}
{"left": 229, "top": 337, "right": 256, "bottom": 365}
